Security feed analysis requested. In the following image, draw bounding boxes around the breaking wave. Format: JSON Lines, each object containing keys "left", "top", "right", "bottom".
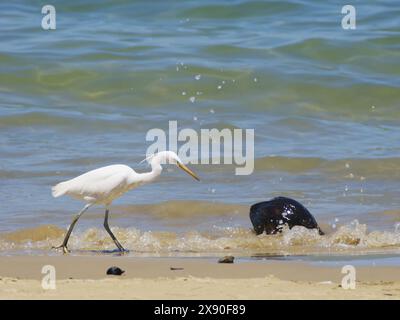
{"left": 1, "top": 220, "right": 399, "bottom": 256}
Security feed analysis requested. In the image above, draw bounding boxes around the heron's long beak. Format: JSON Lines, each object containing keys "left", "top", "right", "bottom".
{"left": 177, "top": 162, "right": 200, "bottom": 181}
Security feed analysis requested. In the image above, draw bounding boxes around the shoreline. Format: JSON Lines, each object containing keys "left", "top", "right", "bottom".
{"left": 0, "top": 255, "right": 399, "bottom": 299}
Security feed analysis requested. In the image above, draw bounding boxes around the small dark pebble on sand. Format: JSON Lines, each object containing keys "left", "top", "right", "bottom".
{"left": 106, "top": 266, "right": 125, "bottom": 276}
{"left": 218, "top": 256, "right": 235, "bottom": 263}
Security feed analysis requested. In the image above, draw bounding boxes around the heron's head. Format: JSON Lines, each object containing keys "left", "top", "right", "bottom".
{"left": 148, "top": 151, "right": 200, "bottom": 181}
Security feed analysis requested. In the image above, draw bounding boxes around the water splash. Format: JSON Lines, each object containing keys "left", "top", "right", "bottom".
{"left": 1, "top": 220, "right": 399, "bottom": 256}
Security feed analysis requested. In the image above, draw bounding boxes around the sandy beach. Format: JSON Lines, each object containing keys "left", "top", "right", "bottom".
{"left": 0, "top": 255, "right": 399, "bottom": 299}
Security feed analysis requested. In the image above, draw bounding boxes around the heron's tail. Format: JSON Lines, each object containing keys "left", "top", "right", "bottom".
{"left": 51, "top": 182, "right": 68, "bottom": 198}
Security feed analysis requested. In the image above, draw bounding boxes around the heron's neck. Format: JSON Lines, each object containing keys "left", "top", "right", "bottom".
{"left": 139, "top": 160, "right": 163, "bottom": 183}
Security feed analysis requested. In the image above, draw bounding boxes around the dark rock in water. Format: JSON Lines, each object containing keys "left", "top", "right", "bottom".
{"left": 250, "top": 197, "right": 324, "bottom": 235}
{"left": 106, "top": 266, "right": 125, "bottom": 276}
{"left": 218, "top": 256, "right": 234, "bottom": 263}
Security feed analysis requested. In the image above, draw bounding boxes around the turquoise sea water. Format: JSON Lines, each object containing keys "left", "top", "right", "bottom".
{"left": 0, "top": 1, "right": 399, "bottom": 255}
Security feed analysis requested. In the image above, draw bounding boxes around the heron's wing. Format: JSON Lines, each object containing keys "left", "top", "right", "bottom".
{"left": 54, "top": 165, "right": 134, "bottom": 200}
{"left": 82, "top": 171, "right": 128, "bottom": 197}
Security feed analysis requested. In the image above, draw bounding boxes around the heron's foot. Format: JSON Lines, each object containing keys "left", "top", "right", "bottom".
{"left": 114, "top": 243, "right": 128, "bottom": 254}
{"left": 116, "top": 246, "right": 128, "bottom": 253}
{"left": 112, "top": 239, "right": 127, "bottom": 253}
{"left": 115, "top": 248, "right": 129, "bottom": 256}
{"left": 52, "top": 244, "right": 70, "bottom": 254}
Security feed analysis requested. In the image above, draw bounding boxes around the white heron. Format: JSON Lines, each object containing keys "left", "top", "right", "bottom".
{"left": 51, "top": 151, "right": 200, "bottom": 253}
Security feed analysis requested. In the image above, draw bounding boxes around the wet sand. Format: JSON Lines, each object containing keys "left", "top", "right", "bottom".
{"left": 0, "top": 255, "right": 399, "bottom": 299}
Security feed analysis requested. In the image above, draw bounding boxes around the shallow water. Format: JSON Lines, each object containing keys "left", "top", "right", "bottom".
{"left": 0, "top": 1, "right": 399, "bottom": 257}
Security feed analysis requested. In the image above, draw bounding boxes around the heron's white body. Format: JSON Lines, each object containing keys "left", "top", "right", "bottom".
{"left": 52, "top": 162, "right": 161, "bottom": 205}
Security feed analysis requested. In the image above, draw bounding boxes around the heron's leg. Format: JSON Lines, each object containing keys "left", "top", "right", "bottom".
{"left": 53, "top": 204, "right": 91, "bottom": 254}
{"left": 103, "top": 208, "right": 126, "bottom": 252}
